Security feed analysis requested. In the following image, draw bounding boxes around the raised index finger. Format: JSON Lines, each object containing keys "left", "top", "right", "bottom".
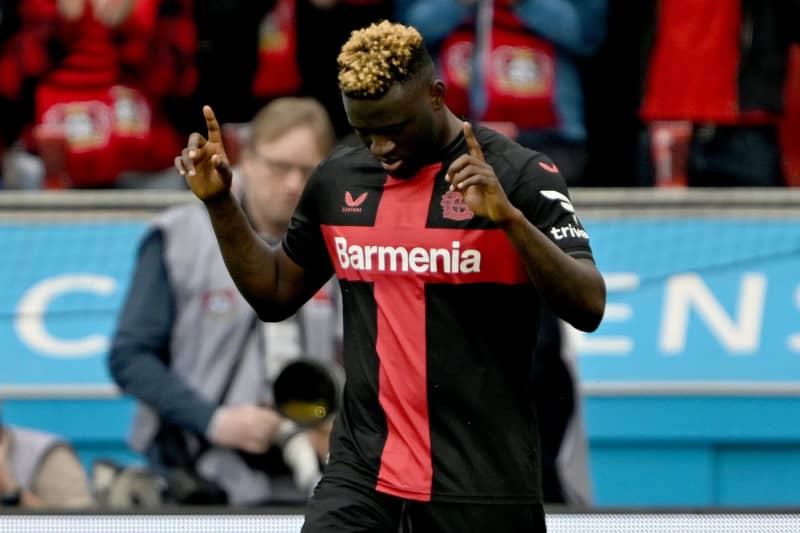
{"left": 463, "top": 122, "right": 484, "bottom": 161}
{"left": 203, "top": 105, "right": 223, "bottom": 144}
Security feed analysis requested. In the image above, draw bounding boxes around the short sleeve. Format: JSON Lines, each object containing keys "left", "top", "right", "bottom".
{"left": 282, "top": 171, "right": 334, "bottom": 279}
{"left": 508, "top": 154, "right": 595, "bottom": 261}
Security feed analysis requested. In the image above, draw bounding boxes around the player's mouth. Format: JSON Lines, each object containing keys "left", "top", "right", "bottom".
{"left": 380, "top": 159, "right": 404, "bottom": 173}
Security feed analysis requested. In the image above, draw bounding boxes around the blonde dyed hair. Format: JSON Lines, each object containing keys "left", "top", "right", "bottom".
{"left": 337, "top": 20, "right": 430, "bottom": 99}
{"left": 248, "top": 97, "right": 335, "bottom": 155}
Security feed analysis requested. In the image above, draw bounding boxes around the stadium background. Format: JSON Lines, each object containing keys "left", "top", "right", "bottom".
{"left": 1, "top": 188, "right": 800, "bottom": 530}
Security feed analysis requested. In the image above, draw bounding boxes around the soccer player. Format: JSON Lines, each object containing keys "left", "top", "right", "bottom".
{"left": 175, "top": 20, "right": 605, "bottom": 533}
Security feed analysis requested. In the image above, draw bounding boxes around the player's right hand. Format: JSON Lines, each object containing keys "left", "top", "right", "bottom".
{"left": 207, "top": 404, "right": 282, "bottom": 454}
{"left": 175, "top": 105, "right": 233, "bottom": 203}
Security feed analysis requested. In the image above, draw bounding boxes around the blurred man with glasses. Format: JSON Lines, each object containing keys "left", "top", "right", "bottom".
{"left": 109, "top": 97, "right": 339, "bottom": 506}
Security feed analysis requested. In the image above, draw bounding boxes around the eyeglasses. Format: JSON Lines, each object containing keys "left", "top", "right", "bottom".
{"left": 252, "top": 152, "right": 317, "bottom": 179}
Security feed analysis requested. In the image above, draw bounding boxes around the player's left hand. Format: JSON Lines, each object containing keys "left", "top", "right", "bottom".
{"left": 445, "top": 122, "right": 516, "bottom": 224}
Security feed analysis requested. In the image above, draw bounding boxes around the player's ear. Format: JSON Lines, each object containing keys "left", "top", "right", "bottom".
{"left": 430, "top": 80, "right": 446, "bottom": 110}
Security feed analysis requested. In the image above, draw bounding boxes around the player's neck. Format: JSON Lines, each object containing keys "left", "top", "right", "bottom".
{"left": 442, "top": 110, "right": 466, "bottom": 147}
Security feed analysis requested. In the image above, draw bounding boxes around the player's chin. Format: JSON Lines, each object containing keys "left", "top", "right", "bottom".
{"left": 390, "top": 159, "right": 426, "bottom": 178}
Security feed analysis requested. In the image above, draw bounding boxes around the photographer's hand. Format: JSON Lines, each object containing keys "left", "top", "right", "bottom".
{"left": 0, "top": 444, "right": 19, "bottom": 495}
{"left": 206, "top": 405, "right": 282, "bottom": 454}
{"left": 0, "top": 435, "right": 44, "bottom": 508}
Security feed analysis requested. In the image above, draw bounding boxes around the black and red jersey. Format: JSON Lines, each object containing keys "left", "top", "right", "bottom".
{"left": 283, "top": 126, "right": 594, "bottom": 503}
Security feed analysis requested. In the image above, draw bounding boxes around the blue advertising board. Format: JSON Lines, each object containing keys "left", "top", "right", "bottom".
{"left": 573, "top": 218, "right": 800, "bottom": 385}
{"left": 1, "top": 217, "right": 799, "bottom": 389}
{"left": 2, "top": 215, "right": 800, "bottom": 506}
{"left": 0, "top": 222, "right": 146, "bottom": 388}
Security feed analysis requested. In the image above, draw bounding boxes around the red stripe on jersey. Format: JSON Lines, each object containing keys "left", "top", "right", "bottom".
{"left": 320, "top": 165, "right": 529, "bottom": 500}
{"left": 373, "top": 271, "right": 431, "bottom": 500}
{"left": 375, "top": 166, "right": 437, "bottom": 500}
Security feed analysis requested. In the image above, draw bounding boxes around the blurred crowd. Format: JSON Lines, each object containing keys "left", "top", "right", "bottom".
{"left": 0, "top": 0, "right": 796, "bottom": 190}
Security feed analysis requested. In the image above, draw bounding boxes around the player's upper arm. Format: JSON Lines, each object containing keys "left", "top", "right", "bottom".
{"left": 264, "top": 245, "right": 330, "bottom": 321}
{"left": 506, "top": 154, "right": 593, "bottom": 256}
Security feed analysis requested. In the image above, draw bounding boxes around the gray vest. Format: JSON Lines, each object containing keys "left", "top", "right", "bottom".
{"left": 6, "top": 426, "right": 62, "bottom": 491}
{"left": 128, "top": 201, "right": 339, "bottom": 505}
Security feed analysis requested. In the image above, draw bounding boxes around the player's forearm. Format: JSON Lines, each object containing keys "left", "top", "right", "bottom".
{"left": 204, "top": 192, "right": 283, "bottom": 308}
{"left": 500, "top": 208, "right": 605, "bottom": 332}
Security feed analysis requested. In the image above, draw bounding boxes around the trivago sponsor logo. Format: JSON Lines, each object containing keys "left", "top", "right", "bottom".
{"left": 549, "top": 223, "right": 589, "bottom": 240}
{"left": 333, "top": 236, "right": 481, "bottom": 274}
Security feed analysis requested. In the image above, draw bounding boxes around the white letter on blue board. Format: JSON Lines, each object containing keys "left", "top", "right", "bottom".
{"left": 14, "top": 274, "right": 117, "bottom": 358}
{"left": 659, "top": 272, "right": 765, "bottom": 355}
